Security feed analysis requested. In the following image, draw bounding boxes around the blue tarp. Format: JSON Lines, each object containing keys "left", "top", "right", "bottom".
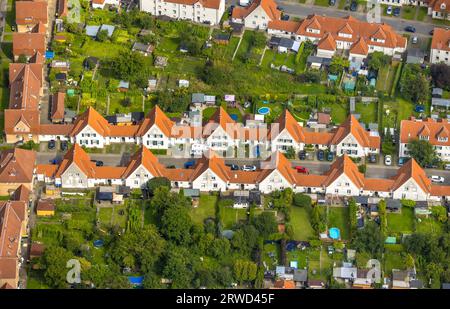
{"left": 45, "top": 51, "right": 54, "bottom": 59}
{"left": 328, "top": 74, "right": 338, "bottom": 81}
{"left": 128, "top": 276, "right": 144, "bottom": 285}
{"left": 230, "top": 114, "right": 238, "bottom": 121}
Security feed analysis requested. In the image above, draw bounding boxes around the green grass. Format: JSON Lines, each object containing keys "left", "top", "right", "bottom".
{"left": 387, "top": 207, "right": 414, "bottom": 234}
{"left": 202, "top": 107, "right": 217, "bottom": 121}
{"left": 376, "top": 63, "right": 398, "bottom": 93}
{"left": 338, "top": 0, "right": 348, "bottom": 9}
{"left": 191, "top": 194, "right": 217, "bottom": 225}
{"left": 415, "top": 217, "right": 443, "bottom": 235}
{"left": 319, "top": 102, "right": 348, "bottom": 125}
{"left": 263, "top": 243, "right": 281, "bottom": 269}
{"left": 383, "top": 249, "right": 404, "bottom": 274}
{"left": 221, "top": 207, "right": 248, "bottom": 229}
{"left": 290, "top": 206, "right": 315, "bottom": 240}
{"left": 401, "top": 6, "right": 416, "bottom": 20}
{"left": 355, "top": 101, "right": 377, "bottom": 124}
{"left": 417, "top": 7, "right": 428, "bottom": 21}
{"left": 327, "top": 207, "right": 350, "bottom": 240}
{"left": 26, "top": 270, "right": 49, "bottom": 289}
{"left": 315, "top": 0, "right": 331, "bottom": 6}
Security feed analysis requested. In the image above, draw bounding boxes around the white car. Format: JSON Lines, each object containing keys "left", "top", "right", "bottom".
{"left": 412, "top": 36, "right": 418, "bottom": 44}
{"left": 384, "top": 155, "right": 392, "bottom": 166}
{"left": 241, "top": 165, "right": 257, "bottom": 171}
{"left": 430, "top": 175, "right": 445, "bottom": 183}
{"left": 386, "top": 6, "right": 393, "bottom": 15}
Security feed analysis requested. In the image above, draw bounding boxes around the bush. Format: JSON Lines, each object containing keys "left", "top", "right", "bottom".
{"left": 293, "top": 193, "right": 311, "bottom": 208}
{"left": 401, "top": 199, "right": 416, "bottom": 208}
{"left": 358, "top": 164, "right": 366, "bottom": 174}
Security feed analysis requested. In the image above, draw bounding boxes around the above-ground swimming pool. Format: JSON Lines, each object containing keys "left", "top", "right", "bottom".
{"left": 329, "top": 227, "right": 340, "bottom": 240}
{"left": 258, "top": 107, "right": 270, "bottom": 115}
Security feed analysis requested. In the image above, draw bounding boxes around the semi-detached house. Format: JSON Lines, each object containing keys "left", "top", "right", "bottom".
{"left": 430, "top": 27, "right": 450, "bottom": 65}
{"left": 268, "top": 15, "right": 407, "bottom": 61}
{"left": 399, "top": 117, "right": 450, "bottom": 162}
{"left": 35, "top": 145, "right": 450, "bottom": 201}
{"left": 231, "top": 0, "right": 281, "bottom": 30}
{"left": 139, "top": 0, "right": 225, "bottom": 26}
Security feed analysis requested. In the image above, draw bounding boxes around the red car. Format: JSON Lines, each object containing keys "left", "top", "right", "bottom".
{"left": 295, "top": 166, "right": 309, "bottom": 174}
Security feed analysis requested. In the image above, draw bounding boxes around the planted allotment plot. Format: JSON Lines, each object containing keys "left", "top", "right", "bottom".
{"left": 190, "top": 194, "right": 218, "bottom": 225}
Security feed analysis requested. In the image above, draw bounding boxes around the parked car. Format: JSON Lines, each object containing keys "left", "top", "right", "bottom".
{"left": 327, "top": 152, "right": 334, "bottom": 161}
{"left": 412, "top": 36, "right": 418, "bottom": 44}
{"left": 50, "top": 159, "right": 58, "bottom": 165}
{"left": 386, "top": 6, "right": 393, "bottom": 15}
{"left": 430, "top": 175, "right": 445, "bottom": 183}
{"left": 405, "top": 26, "right": 416, "bottom": 33}
{"left": 299, "top": 151, "right": 307, "bottom": 160}
{"left": 429, "top": 29, "right": 434, "bottom": 35}
{"left": 95, "top": 161, "right": 104, "bottom": 167}
{"left": 281, "top": 14, "right": 290, "bottom": 21}
{"left": 393, "top": 7, "right": 400, "bottom": 16}
{"left": 317, "top": 150, "right": 325, "bottom": 161}
{"left": 384, "top": 155, "right": 392, "bottom": 166}
{"left": 48, "top": 140, "right": 56, "bottom": 150}
{"left": 295, "top": 166, "right": 309, "bottom": 174}
{"left": 445, "top": 164, "right": 450, "bottom": 170}
{"left": 329, "top": 0, "right": 336, "bottom": 5}
{"left": 350, "top": 1, "right": 357, "bottom": 11}
{"left": 368, "top": 153, "right": 377, "bottom": 163}
{"left": 227, "top": 164, "right": 239, "bottom": 171}
{"left": 61, "top": 141, "right": 68, "bottom": 151}
{"left": 184, "top": 160, "right": 196, "bottom": 169}
{"left": 241, "top": 165, "right": 257, "bottom": 171}
{"left": 398, "top": 157, "right": 406, "bottom": 166}
{"left": 414, "top": 105, "right": 425, "bottom": 113}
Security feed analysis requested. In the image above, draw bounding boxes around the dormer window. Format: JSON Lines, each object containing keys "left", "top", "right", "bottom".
{"left": 438, "top": 136, "right": 448, "bottom": 142}
{"left": 338, "top": 32, "right": 352, "bottom": 39}
{"left": 419, "top": 135, "right": 429, "bottom": 141}
{"left": 306, "top": 28, "right": 320, "bottom": 34}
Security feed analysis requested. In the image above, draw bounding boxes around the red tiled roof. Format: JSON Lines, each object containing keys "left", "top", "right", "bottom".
{"left": 70, "top": 107, "right": 111, "bottom": 137}
{"left": 9, "top": 63, "right": 43, "bottom": 110}
{"left": 39, "top": 124, "right": 74, "bottom": 135}
{"left": 323, "top": 155, "right": 365, "bottom": 188}
{"left": 12, "top": 33, "right": 46, "bottom": 57}
{"left": 136, "top": 105, "right": 174, "bottom": 137}
{"left": 189, "top": 150, "right": 231, "bottom": 182}
{"left": 400, "top": 118, "right": 450, "bottom": 146}
{"left": 16, "top": 1, "right": 48, "bottom": 25}
{"left": 11, "top": 185, "right": 30, "bottom": 202}
{"left": 269, "top": 109, "right": 305, "bottom": 143}
{"left": 390, "top": 158, "right": 431, "bottom": 194}
{"left": 122, "top": 147, "right": 166, "bottom": 179}
{"left": 55, "top": 144, "right": 96, "bottom": 178}
{"left": 330, "top": 115, "right": 380, "bottom": 149}
{"left": 36, "top": 164, "right": 58, "bottom": 178}
{"left": 51, "top": 92, "right": 65, "bottom": 120}
{"left": 232, "top": 0, "right": 281, "bottom": 21}
{"left": 0, "top": 148, "right": 36, "bottom": 184}
{"left": 431, "top": 27, "right": 450, "bottom": 52}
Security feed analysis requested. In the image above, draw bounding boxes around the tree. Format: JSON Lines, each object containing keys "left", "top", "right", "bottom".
{"left": 352, "top": 221, "right": 383, "bottom": 258}
{"left": 407, "top": 139, "right": 439, "bottom": 168}
{"left": 201, "top": 60, "right": 232, "bottom": 86}
{"left": 348, "top": 198, "right": 358, "bottom": 237}
{"left": 382, "top": 129, "right": 395, "bottom": 156}
{"left": 285, "top": 146, "right": 296, "bottom": 159}
{"left": 162, "top": 245, "right": 194, "bottom": 288}
{"left": 329, "top": 56, "right": 350, "bottom": 75}
{"left": 368, "top": 52, "right": 390, "bottom": 71}
{"left": 430, "top": 63, "right": 450, "bottom": 90}
{"left": 142, "top": 272, "right": 163, "bottom": 289}
{"left": 400, "top": 64, "right": 429, "bottom": 104}
{"left": 110, "top": 50, "right": 147, "bottom": 86}
{"left": 42, "top": 246, "right": 74, "bottom": 288}
{"left": 293, "top": 193, "right": 311, "bottom": 208}
{"left": 96, "top": 29, "right": 109, "bottom": 42}
{"left": 17, "top": 54, "right": 28, "bottom": 63}
{"left": 231, "top": 225, "right": 259, "bottom": 256}
{"left": 150, "top": 186, "right": 190, "bottom": 223}
{"left": 431, "top": 206, "right": 448, "bottom": 223}
{"left": 233, "top": 259, "right": 257, "bottom": 284}
{"left": 111, "top": 224, "right": 165, "bottom": 273}
{"left": 146, "top": 177, "right": 171, "bottom": 197}
{"left": 251, "top": 212, "right": 278, "bottom": 238}
{"left": 378, "top": 200, "right": 387, "bottom": 236}
{"left": 155, "top": 89, "right": 190, "bottom": 113}
{"left": 160, "top": 204, "right": 193, "bottom": 245}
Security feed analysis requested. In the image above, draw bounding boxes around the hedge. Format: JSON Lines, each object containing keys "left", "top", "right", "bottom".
{"left": 390, "top": 62, "right": 403, "bottom": 97}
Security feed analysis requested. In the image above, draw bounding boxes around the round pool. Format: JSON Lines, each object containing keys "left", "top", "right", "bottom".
{"left": 329, "top": 227, "right": 340, "bottom": 240}
{"left": 258, "top": 107, "right": 270, "bottom": 115}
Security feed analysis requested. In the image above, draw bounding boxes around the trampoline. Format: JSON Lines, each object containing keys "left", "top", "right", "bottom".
{"left": 258, "top": 107, "right": 270, "bottom": 115}
{"left": 93, "top": 240, "right": 104, "bottom": 248}
{"left": 329, "top": 228, "right": 340, "bottom": 240}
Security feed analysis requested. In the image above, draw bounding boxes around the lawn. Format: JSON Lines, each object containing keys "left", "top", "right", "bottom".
{"left": 263, "top": 243, "right": 281, "bottom": 270}
{"left": 387, "top": 207, "right": 414, "bottom": 234}
{"left": 327, "top": 207, "right": 350, "bottom": 240}
{"left": 315, "top": 0, "right": 331, "bottom": 6}
{"left": 190, "top": 194, "right": 217, "bottom": 225}
{"left": 415, "top": 217, "right": 443, "bottom": 235}
{"left": 26, "top": 270, "right": 49, "bottom": 289}
{"left": 355, "top": 101, "right": 377, "bottom": 124}
{"left": 221, "top": 207, "right": 248, "bottom": 229}
{"left": 376, "top": 62, "right": 398, "bottom": 93}
{"left": 401, "top": 6, "right": 416, "bottom": 20}
{"left": 382, "top": 98, "right": 414, "bottom": 129}
{"left": 290, "top": 206, "right": 315, "bottom": 241}
{"left": 338, "top": 0, "right": 348, "bottom": 9}
{"left": 417, "top": 7, "right": 428, "bottom": 21}
{"left": 318, "top": 101, "right": 348, "bottom": 125}
{"left": 383, "top": 249, "right": 404, "bottom": 274}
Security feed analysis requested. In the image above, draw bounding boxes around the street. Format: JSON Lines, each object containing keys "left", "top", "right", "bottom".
{"left": 228, "top": 0, "right": 436, "bottom": 37}
{"left": 36, "top": 151, "right": 450, "bottom": 185}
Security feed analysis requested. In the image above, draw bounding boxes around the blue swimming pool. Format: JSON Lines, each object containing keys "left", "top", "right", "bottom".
{"left": 258, "top": 107, "right": 270, "bottom": 115}
{"left": 329, "top": 227, "right": 340, "bottom": 240}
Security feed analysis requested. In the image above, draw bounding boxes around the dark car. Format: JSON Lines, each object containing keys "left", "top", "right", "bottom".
{"left": 299, "top": 151, "right": 307, "bottom": 160}
{"left": 317, "top": 150, "right": 325, "bottom": 161}
{"left": 227, "top": 164, "right": 239, "bottom": 171}
{"left": 327, "top": 152, "right": 334, "bottom": 161}
{"left": 393, "top": 7, "right": 400, "bottom": 16}
{"left": 61, "top": 141, "right": 68, "bottom": 151}
{"left": 95, "top": 161, "right": 104, "bottom": 167}
{"left": 405, "top": 26, "right": 416, "bottom": 33}
{"left": 415, "top": 105, "right": 425, "bottom": 113}
{"left": 50, "top": 159, "right": 59, "bottom": 165}
{"left": 350, "top": 1, "right": 357, "bottom": 11}
{"left": 48, "top": 140, "right": 56, "bottom": 150}
{"left": 329, "top": 0, "right": 336, "bottom": 5}
{"left": 281, "top": 14, "right": 290, "bottom": 21}
{"left": 368, "top": 153, "right": 377, "bottom": 163}
{"left": 429, "top": 29, "right": 434, "bottom": 35}
{"left": 184, "top": 160, "right": 196, "bottom": 169}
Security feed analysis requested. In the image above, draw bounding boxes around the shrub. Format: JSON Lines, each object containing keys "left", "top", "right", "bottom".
{"left": 401, "top": 199, "right": 416, "bottom": 208}
{"left": 293, "top": 193, "right": 311, "bottom": 208}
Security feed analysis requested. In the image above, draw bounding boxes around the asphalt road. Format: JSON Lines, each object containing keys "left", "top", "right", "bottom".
{"left": 228, "top": 0, "right": 437, "bottom": 37}
{"left": 36, "top": 152, "right": 450, "bottom": 185}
